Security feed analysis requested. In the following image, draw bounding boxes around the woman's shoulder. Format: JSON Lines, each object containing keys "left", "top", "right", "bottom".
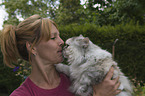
{"left": 10, "top": 78, "right": 31, "bottom": 96}
{"left": 10, "top": 88, "right": 29, "bottom": 96}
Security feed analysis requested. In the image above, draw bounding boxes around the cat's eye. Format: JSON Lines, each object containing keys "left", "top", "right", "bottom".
{"left": 76, "top": 39, "right": 82, "bottom": 41}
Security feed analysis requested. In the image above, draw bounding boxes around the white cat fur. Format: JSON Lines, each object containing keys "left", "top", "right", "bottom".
{"left": 56, "top": 35, "right": 133, "bottom": 96}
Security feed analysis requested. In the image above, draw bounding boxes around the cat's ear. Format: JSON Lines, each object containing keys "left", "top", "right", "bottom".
{"left": 82, "top": 37, "right": 89, "bottom": 48}
{"left": 79, "top": 34, "right": 83, "bottom": 37}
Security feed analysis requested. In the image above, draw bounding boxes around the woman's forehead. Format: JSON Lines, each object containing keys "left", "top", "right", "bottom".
{"left": 51, "top": 25, "right": 59, "bottom": 35}
{"left": 51, "top": 32, "right": 59, "bottom": 36}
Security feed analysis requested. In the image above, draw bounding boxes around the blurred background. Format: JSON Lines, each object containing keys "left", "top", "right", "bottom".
{"left": 0, "top": 0, "right": 145, "bottom": 96}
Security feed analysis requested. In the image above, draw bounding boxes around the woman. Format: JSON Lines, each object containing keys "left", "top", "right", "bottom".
{"left": 0, "top": 15, "right": 121, "bottom": 96}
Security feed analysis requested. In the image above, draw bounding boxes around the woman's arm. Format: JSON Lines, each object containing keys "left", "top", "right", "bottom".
{"left": 93, "top": 67, "right": 121, "bottom": 96}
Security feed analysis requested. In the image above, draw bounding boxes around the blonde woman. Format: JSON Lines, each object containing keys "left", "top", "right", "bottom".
{"left": 0, "top": 15, "right": 121, "bottom": 96}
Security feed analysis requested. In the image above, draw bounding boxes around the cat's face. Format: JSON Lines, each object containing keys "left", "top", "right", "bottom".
{"left": 66, "top": 35, "right": 89, "bottom": 48}
{"left": 63, "top": 35, "right": 89, "bottom": 59}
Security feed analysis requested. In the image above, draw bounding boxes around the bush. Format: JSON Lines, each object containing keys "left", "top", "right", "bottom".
{"left": 0, "top": 46, "right": 22, "bottom": 95}
{"left": 59, "top": 22, "right": 145, "bottom": 86}
{"left": 133, "top": 84, "right": 145, "bottom": 96}
{"left": 0, "top": 65, "right": 22, "bottom": 95}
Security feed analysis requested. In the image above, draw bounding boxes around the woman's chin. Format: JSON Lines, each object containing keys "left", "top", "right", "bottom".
{"left": 60, "top": 56, "right": 64, "bottom": 62}
{"left": 56, "top": 55, "right": 64, "bottom": 64}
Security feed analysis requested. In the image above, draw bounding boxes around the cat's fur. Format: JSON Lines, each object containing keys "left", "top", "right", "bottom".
{"left": 56, "top": 35, "right": 133, "bottom": 96}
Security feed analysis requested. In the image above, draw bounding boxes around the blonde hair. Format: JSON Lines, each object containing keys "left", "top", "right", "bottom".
{"left": 0, "top": 14, "right": 58, "bottom": 68}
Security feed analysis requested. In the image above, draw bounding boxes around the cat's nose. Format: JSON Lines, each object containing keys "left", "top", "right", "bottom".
{"left": 63, "top": 44, "right": 69, "bottom": 49}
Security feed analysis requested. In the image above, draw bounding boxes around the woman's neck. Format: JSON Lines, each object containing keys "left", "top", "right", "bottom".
{"left": 29, "top": 59, "right": 60, "bottom": 89}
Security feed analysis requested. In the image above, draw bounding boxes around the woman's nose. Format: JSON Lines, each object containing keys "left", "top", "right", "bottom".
{"left": 59, "top": 37, "right": 64, "bottom": 46}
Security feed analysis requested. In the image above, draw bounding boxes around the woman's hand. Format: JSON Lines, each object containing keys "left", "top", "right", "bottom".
{"left": 93, "top": 67, "right": 121, "bottom": 96}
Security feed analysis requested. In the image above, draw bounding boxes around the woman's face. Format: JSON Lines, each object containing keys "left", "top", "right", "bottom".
{"left": 35, "top": 24, "right": 64, "bottom": 64}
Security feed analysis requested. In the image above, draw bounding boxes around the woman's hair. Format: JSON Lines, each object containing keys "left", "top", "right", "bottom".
{"left": 0, "top": 14, "right": 58, "bottom": 68}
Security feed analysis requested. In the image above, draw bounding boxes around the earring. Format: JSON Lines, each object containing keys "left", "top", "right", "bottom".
{"left": 33, "top": 53, "right": 37, "bottom": 56}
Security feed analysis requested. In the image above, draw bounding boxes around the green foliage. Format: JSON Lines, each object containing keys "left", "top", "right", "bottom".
{"left": 1, "top": 0, "right": 58, "bottom": 25}
{"left": 15, "top": 59, "right": 31, "bottom": 82}
{"left": 80, "top": 0, "right": 145, "bottom": 26}
{"left": 0, "top": 66, "right": 22, "bottom": 94}
{"left": 1, "top": 0, "right": 144, "bottom": 26}
{"left": 54, "top": 0, "right": 83, "bottom": 25}
{"left": 103, "top": 0, "right": 145, "bottom": 25}
{"left": 86, "top": 0, "right": 112, "bottom": 11}
{"left": 133, "top": 84, "right": 145, "bottom": 96}
{"left": 0, "top": 47, "right": 22, "bottom": 94}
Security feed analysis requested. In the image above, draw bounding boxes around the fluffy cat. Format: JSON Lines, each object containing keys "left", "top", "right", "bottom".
{"left": 56, "top": 35, "right": 133, "bottom": 96}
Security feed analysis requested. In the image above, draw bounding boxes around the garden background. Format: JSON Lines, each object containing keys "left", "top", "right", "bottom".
{"left": 0, "top": 0, "right": 145, "bottom": 96}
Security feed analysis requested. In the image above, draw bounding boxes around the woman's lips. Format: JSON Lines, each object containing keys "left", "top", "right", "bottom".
{"left": 58, "top": 50, "right": 62, "bottom": 52}
{"left": 57, "top": 50, "right": 62, "bottom": 54}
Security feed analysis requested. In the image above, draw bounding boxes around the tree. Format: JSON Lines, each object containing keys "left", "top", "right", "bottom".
{"left": 1, "top": 0, "right": 84, "bottom": 25}
{"left": 77, "top": 0, "right": 113, "bottom": 25}
{"left": 86, "top": 0, "right": 112, "bottom": 11}
{"left": 1, "top": 0, "right": 144, "bottom": 26}
{"left": 1, "top": 0, "right": 58, "bottom": 25}
{"left": 54, "top": 0, "right": 83, "bottom": 25}
{"left": 102, "top": 0, "right": 145, "bottom": 25}
{"left": 80, "top": 0, "right": 145, "bottom": 25}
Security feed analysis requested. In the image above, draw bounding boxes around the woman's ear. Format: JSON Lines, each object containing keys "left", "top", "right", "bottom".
{"left": 26, "top": 41, "right": 36, "bottom": 55}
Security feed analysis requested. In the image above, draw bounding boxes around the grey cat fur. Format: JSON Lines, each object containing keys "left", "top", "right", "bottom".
{"left": 56, "top": 35, "right": 133, "bottom": 96}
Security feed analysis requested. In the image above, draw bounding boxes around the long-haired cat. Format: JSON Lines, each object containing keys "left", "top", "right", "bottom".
{"left": 56, "top": 35, "right": 133, "bottom": 96}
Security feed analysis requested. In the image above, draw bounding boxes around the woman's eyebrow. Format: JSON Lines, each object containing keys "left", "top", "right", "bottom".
{"left": 51, "top": 32, "right": 59, "bottom": 36}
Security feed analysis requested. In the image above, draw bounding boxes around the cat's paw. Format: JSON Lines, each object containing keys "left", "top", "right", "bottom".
{"left": 77, "top": 85, "right": 88, "bottom": 95}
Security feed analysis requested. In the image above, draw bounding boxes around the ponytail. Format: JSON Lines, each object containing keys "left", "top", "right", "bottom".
{"left": 0, "top": 25, "right": 20, "bottom": 68}
{"left": 0, "top": 14, "right": 57, "bottom": 68}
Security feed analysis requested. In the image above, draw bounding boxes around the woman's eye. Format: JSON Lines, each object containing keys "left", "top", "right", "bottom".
{"left": 51, "top": 37, "right": 56, "bottom": 40}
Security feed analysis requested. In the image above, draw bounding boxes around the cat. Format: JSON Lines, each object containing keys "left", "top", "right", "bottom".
{"left": 56, "top": 35, "right": 133, "bottom": 96}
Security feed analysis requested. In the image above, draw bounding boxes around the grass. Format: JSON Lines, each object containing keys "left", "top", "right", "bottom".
{"left": 0, "top": 93, "right": 9, "bottom": 96}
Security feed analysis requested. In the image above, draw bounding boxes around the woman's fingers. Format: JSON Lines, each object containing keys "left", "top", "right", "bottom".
{"left": 112, "top": 89, "right": 122, "bottom": 95}
{"left": 93, "top": 67, "right": 122, "bottom": 96}
{"left": 115, "top": 81, "right": 121, "bottom": 89}
{"left": 104, "top": 67, "right": 114, "bottom": 80}
{"left": 110, "top": 81, "right": 121, "bottom": 92}
{"left": 113, "top": 76, "right": 120, "bottom": 84}
{"left": 105, "top": 67, "right": 122, "bottom": 95}
{"left": 108, "top": 81, "right": 121, "bottom": 96}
